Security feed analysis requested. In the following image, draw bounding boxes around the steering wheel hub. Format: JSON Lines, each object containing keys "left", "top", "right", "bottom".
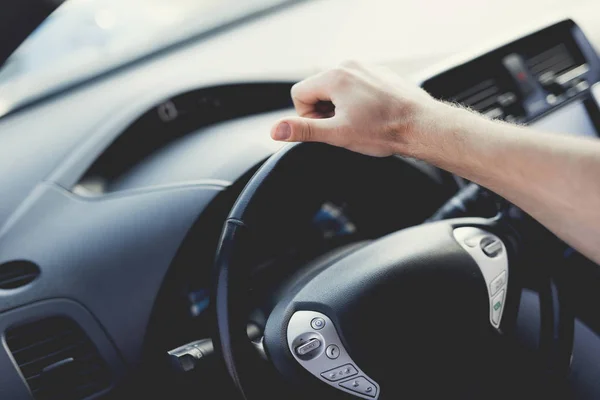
{"left": 213, "top": 143, "right": 519, "bottom": 400}
{"left": 264, "top": 221, "right": 508, "bottom": 399}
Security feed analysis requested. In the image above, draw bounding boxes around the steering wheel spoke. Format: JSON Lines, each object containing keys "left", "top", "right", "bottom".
{"left": 454, "top": 227, "right": 510, "bottom": 329}
{"left": 287, "top": 311, "right": 380, "bottom": 399}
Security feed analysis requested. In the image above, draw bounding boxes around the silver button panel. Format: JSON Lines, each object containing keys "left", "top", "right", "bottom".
{"left": 453, "top": 227, "right": 509, "bottom": 329}
{"left": 321, "top": 364, "right": 358, "bottom": 381}
{"left": 287, "top": 311, "right": 380, "bottom": 399}
{"left": 340, "top": 376, "right": 378, "bottom": 398}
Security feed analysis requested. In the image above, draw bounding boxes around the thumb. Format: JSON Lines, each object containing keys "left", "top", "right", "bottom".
{"left": 271, "top": 117, "right": 336, "bottom": 143}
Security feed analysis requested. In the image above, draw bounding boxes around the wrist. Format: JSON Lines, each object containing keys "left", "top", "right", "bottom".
{"left": 391, "top": 100, "right": 470, "bottom": 159}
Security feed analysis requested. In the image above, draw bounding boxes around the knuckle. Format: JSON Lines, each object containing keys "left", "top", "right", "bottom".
{"left": 331, "top": 67, "right": 353, "bottom": 87}
{"left": 297, "top": 119, "right": 313, "bottom": 142}
{"left": 330, "top": 66, "right": 346, "bottom": 76}
{"left": 340, "top": 59, "right": 362, "bottom": 69}
{"left": 290, "top": 82, "right": 302, "bottom": 99}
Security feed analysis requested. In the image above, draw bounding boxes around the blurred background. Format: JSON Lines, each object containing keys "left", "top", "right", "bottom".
{"left": 1, "top": 0, "right": 599, "bottom": 118}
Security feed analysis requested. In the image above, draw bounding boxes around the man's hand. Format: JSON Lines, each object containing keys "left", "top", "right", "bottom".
{"left": 270, "top": 61, "right": 600, "bottom": 266}
{"left": 270, "top": 61, "right": 449, "bottom": 157}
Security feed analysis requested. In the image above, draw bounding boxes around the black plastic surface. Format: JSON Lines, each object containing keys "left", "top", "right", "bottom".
{"left": 213, "top": 219, "right": 266, "bottom": 399}
{"left": 102, "top": 109, "right": 292, "bottom": 194}
{"left": 0, "top": 299, "right": 125, "bottom": 400}
{"left": 214, "top": 141, "right": 522, "bottom": 399}
{"left": 6, "top": 316, "right": 112, "bottom": 399}
{"left": 570, "top": 319, "right": 600, "bottom": 399}
{"left": 423, "top": 20, "right": 600, "bottom": 123}
{"left": 0, "top": 182, "right": 223, "bottom": 366}
{"left": 79, "top": 83, "right": 292, "bottom": 190}
{"left": 0, "top": 260, "right": 40, "bottom": 289}
{"left": 264, "top": 221, "right": 495, "bottom": 397}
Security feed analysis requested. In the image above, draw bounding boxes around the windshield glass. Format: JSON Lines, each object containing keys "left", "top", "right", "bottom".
{"left": 0, "top": 0, "right": 292, "bottom": 115}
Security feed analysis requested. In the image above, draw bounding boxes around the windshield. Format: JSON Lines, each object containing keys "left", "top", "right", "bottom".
{"left": 0, "top": 0, "right": 293, "bottom": 116}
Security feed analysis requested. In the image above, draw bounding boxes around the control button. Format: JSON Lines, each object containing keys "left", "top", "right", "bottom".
{"left": 497, "top": 92, "right": 517, "bottom": 107}
{"left": 539, "top": 71, "right": 565, "bottom": 97}
{"left": 311, "top": 317, "right": 326, "bottom": 330}
{"left": 575, "top": 80, "right": 590, "bottom": 92}
{"left": 490, "top": 271, "right": 507, "bottom": 296}
{"left": 321, "top": 364, "right": 358, "bottom": 382}
{"left": 505, "top": 114, "right": 524, "bottom": 124}
{"left": 546, "top": 94, "right": 558, "bottom": 105}
{"left": 157, "top": 100, "right": 179, "bottom": 122}
{"left": 556, "top": 64, "right": 590, "bottom": 86}
{"left": 326, "top": 344, "right": 340, "bottom": 359}
{"left": 296, "top": 339, "right": 322, "bottom": 356}
{"left": 491, "top": 290, "right": 505, "bottom": 326}
{"left": 480, "top": 237, "right": 503, "bottom": 257}
{"left": 340, "top": 376, "right": 377, "bottom": 398}
{"left": 464, "top": 235, "right": 481, "bottom": 248}
{"left": 484, "top": 107, "right": 504, "bottom": 120}
{"left": 503, "top": 54, "right": 536, "bottom": 97}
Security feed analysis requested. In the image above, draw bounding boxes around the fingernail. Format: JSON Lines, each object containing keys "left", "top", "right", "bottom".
{"left": 273, "top": 122, "right": 291, "bottom": 141}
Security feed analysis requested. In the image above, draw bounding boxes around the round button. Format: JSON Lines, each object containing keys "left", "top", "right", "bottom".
{"left": 326, "top": 344, "right": 340, "bottom": 359}
{"left": 464, "top": 235, "right": 480, "bottom": 248}
{"left": 310, "top": 317, "right": 326, "bottom": 330}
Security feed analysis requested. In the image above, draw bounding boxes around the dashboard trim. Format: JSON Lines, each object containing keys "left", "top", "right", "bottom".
{"left": 45, "top": 82, "right": 295, "bottom": 191}
{"left": 0, "top": 298, "right": 127, "bottom": 400}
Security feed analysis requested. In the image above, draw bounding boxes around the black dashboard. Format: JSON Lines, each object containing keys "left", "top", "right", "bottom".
{"left": 76, "top": 83, "right": 294, "bottom": 195}
{"left": 0, "top": 17, "right": 600, "bottom": 400}
{"left": 423, "top": 20, "right": 600, "bottom": 129}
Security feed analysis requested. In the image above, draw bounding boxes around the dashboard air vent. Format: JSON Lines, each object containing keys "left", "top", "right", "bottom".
{"left": 5, "top": 317, "right": 112, "bottom": 400}
{"left": 0, "top": 261, "right": 40, "bottom": 289}
{"left": 525, "top": 44, "right": 578, "bottom": 79}
{"left": 451, "top": 79, "right": 504, "bottom": 118}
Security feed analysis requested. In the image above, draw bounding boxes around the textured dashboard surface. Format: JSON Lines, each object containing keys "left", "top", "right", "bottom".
{"left": 0, "top": 183, "right": 223, "bottom": 363}
{"left": 86, "top": 109, "right": 290, "bottom": 193}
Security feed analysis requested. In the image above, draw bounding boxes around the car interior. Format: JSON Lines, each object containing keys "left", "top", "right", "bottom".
{"left": 1, "top": 1, "right": 600, "bottom": 399}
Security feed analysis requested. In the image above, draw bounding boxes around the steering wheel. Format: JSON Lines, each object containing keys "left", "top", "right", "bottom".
{"left": 213, "top": 143, "right": 524, "bottom": 399}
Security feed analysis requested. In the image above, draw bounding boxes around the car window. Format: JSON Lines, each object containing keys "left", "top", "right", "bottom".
{"left": 0, "top": 0, "right": 293, "bottom": 115}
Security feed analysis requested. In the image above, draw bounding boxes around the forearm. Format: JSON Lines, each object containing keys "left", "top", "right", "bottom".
{"left": 405, "top": 105, "right": 600, "bottom": 264}
{"left": 271, "top": 62, "right": 600, "bottom": 263}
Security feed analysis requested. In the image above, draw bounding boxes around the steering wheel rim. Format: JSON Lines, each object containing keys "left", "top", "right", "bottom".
{"left": 213, "top": 142, "right": 524, "bottom": 399}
